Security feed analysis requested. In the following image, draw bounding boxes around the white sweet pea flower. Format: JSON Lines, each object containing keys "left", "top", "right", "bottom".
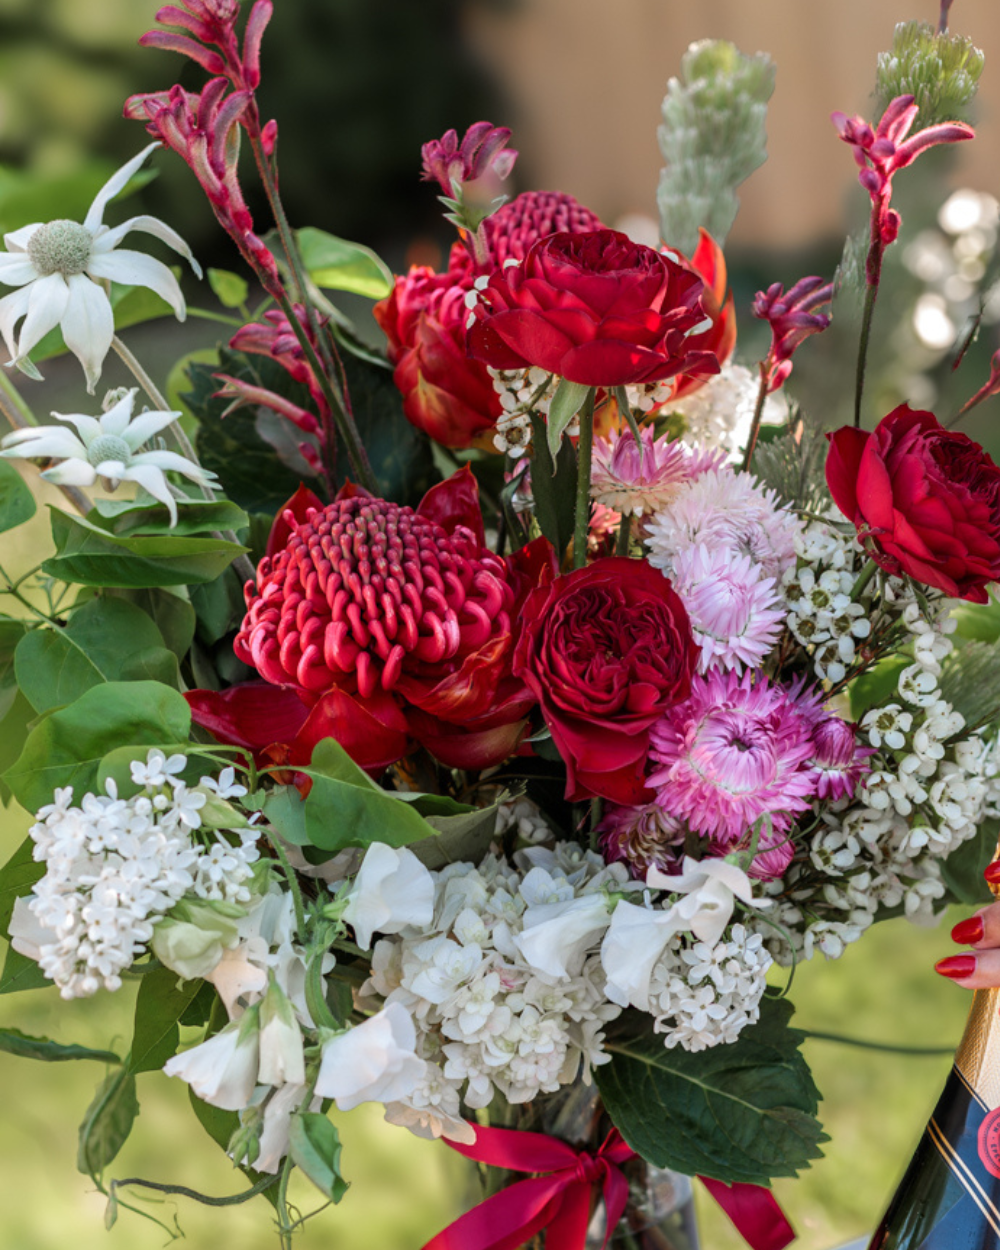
{"left": 648, "top": 856, "right": 768, "bottom": 948}
{"left": 254, "top": 1082, "right": 322, "bottom": 1173}
{"left": 162, "top": 1008, "right": 260, "bottom": 1111}
{"left": 0, "top": 388, "right": 216, "bottom": 528}
{"left": 257, "top": 976, "right": 306, "bottom": 1087}
{"left": 600, "top": 901, "right": 683, "bottom": 1011}
{"left": 0, "top": 142, "right": 201, "bottom": 391}
{"left": 7, "top": 894, "right": 56, "bottom": 962}
{"left": 314, "top": 1002, "right": 424, "bottom": 1111}
{"left": 341, "top": 843, "right": 435, "bottom": 951}
{"left": 513, "top": 892, "right": 613, "bottom": 978}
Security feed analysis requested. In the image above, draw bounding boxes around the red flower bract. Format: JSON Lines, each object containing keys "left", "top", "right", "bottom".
{"left": 826, "top": 404, "right": 1000, "bottom": 602}
{"left": 467, "top": 228, "right": 720, "bottom": 388}
{"left": 513, "top": 557, "right": 698, "bottom": 804}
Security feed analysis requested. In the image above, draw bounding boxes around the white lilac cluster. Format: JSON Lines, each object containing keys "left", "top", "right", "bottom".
{"left": 780, "top": 512, "right": 873, "bottom": 682}
{"left": 657, "top": 361, "right": 788, "bottom": 457}
{"left": 644, "top": 463, "right": 800, "bottom": 672}
{"left": 488, "top": 365, "right": 561, "bottom": 456}
{"left": 8, "top": 751, "right": 259, "bottom": 998}
{"left": 754, "top": 602, "right": 1000, "bottom": 965}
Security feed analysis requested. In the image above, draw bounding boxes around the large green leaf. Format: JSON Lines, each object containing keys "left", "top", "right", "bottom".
{"left": 0, "top": 690, "right": 35, "bottom": 806}
{"left": 0, "top": 1028, "right": 120, "bottom": 1065}
{"left": 0, "top": 617, "right": 27, "bottom": 721}
{"left": 545, "top": 378, "right": 590, "bottom": 458}
{"left": 298, "top": 227, "right": 393, "bottom": 299}
{"left": 0, "top": 836, "right": 43, "bottom": 933}
{"left": 3, "top": 681, "right": 192, "bottom": 814}
{"left": 596, "top": 997, "right": 826, "bottom": 1186}
{"left": 288, "top": 1112, "right": 349, "bottom": 1202}
{"left": 130, "top": 966, "right": 207, "bottom": 1075}
{"left": 14, "top": 597, "right": 170, "bottom": 714}
{"left": 0, "top": 946, "right": 49, "bottom": 994}
{"left": 91, "top": 496, "right": 249, "bottom": 539}
{"left": 939, "top": 641, "right": 1000, "bottom": 734}
{"left": 77, "top": 1068, "right": 140, "bottom": 1181}
{"left": 42, "top": 508, "right": 246, "bottom": 589}
{"left": 0, "top": 459, "right": 36, "bottom": 533}
{"left": 941, "top": 816, "right": 999, "bottom": 905}
{"left": 529, "top": 411, "right": 577, "bottom": 561}
{"left": 104, "top": 588, "right": 196, "bottom": 660}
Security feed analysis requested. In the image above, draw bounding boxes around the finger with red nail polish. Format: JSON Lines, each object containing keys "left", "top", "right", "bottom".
{"left": 935, "top": 948, "right": 1000, "bottom": 989}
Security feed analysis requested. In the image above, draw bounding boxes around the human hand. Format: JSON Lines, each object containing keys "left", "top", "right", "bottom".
{"left": 935, "top": 863, "right": 1000, "bottom": 988}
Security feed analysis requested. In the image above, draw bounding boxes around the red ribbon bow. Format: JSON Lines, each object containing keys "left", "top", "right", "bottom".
{"left": 423, "top": 1124, "right": 796, "bottom": 1250}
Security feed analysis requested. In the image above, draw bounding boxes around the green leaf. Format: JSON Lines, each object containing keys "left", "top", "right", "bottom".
{"left": 0, "top": 618, "right": 28, "bottom": 724}
{"left": 77, "top": 1067, "right": 140, "bottom": 1181}
{"left": 130, "top": 965, "right": 206, "bottom": 1074}
{"left": 14, "top": 597, "right": 169, "bottom": 714}
{"left": 0, "top": 1028, "right": 120, "bottom": 1064}
{"left": 546, "top": 378, "right": 591, "bottom": 458}
{"left": 91, "top": 496, "right": 249, "bottom": 539}
{"left": 0, "top": 459, "right": 36, "bottom": 533}
{"left": 939, "top": 641, "right": 1000, "bottom": 733}
{"left": 190, "top": 568, "right": 247, "bottom": 645}
{"left": 597, "top": 997, "right": 826, "bottom": 1186}
{"left": 0, "top": 945, "right": 49, "bottom": 994}
{"left": 0, "top": 690, "right": 36, "bottom": 805}
{"left": 3, "top": 680, "right": 192, "bottom": 814}
{"left": 942, "top": 816, "right": 999, "bottom": 905}
{"left": 298, "top": 226, "right": 393, "bottom": 299}
{"left": 529, "top": 411, "right": 577, "bottom": 560}
{"left": 104, "top": 589, "right": 196, "bottom": 660}
{"left": 952, "top": 591, "right": 1000, "bottom": 644}
{"left": 298, "top": 739, "right": 436, "bottom": 852}
{"left": 42, "top": 508, "right": 246, "bottom": 590}
{"left": 0, "top": 836, "right": 43, "bottom": 933}
{"left": 848, "top": 655, "right": 909, "bottom": 722}
{"left": 189, "top": 1088, "right": 239, "bottom": 1152}
{"left": 208, "top": 268, "right": 250, "bottom": 309}
{"left": 410, "top": 802, "right": 506, "bottom": 871}
{"left": 260, "top": 785, "right": 309, "bottom": 847}
{"left": 288, "top": 1112, "right": 349, "bottom": 1202}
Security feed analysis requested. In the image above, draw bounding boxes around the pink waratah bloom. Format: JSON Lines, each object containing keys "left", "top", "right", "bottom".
{"left": 598, "top": 802, "right": 685, "bottom": 878}
{"left": 670, "top": 545, "right": 785, "bottom": 673}
{"left": 752, "top": 277, "right": 833, "bottom": 392}
{"left": 832, "top": 95, "right": 973, "bottom": 281}
{"left": 648, "top": 668, "right": 819, "bottom": 878}
{"left": 590, "top": 427, "right": 727, "bottom": 517}
{"left": 421, "top": 122, "right": 517, "bottom": 197}
{"left": 644, "top": 465, "right": 800, "bottom": 583}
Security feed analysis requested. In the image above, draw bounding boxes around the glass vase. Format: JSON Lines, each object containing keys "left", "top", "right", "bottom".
{"left": 584, "top": 1156, "right": 701, "bottom": 1250}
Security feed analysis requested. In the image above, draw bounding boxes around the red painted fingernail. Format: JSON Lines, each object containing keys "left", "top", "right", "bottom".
{"left": 935, "top": 955, "right": 978, "bottom": 980}
{"left": 952, "top": 916, "right": 985, "bottom": 945}
{"left": 984, "top": 862, "right": 1000, "bottom": 885}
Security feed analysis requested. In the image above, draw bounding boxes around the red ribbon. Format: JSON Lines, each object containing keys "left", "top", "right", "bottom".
{"left": 423, "top": 1124, "right": 796, "bottom": 1250}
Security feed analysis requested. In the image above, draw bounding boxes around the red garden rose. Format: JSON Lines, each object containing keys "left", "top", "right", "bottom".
{"left": 826, "top": 404, "right": 1000, "bottom": 602}
{"left": 467, "top": 228, "right": 720, "bottom": 388}
{"left": 513, "top": 557, "right": 698, "bottom": 804}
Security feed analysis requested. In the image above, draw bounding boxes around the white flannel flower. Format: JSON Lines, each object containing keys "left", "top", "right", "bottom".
{"left": 0, "top": 143, "right": 200, "bottom": 390}
{"left": 0, "top": 388, "right": 216, "bottom": 527}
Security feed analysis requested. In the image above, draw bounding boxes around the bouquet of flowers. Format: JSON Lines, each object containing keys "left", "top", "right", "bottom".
{"left": 2, "top": 2, "right": 1000, "bottom": 1247}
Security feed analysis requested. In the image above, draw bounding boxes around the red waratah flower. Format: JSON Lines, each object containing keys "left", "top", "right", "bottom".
{"left": 467, "top": 228, "right": 720, "bottom": 388}
{"left": 374, "top": 190, "right": 603, "bottom": 450}
{"left": 826, "top": 404, "right": 1000, "bottom": 602}
{"left": 218, "top": 468, "right": 555, "bottom": 772}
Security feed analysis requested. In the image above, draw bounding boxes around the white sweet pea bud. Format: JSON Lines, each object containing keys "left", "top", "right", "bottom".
{"left": 513, "top": 892, "right": 613, "bottom": 978}
{"left": 341, "top": 844, "right": 435, "bottom": 950}
{"left": 162, "top": 1007, "right": 261, "bottom": 1111}
{"left": 150, "top": 899, "right": 243, "bottom": 981}
{"left": 314, "top": 1002, "right": 424, "bottom": 1111}
{"left": 257, "top": 975, "right": 306, "bottom": 1087}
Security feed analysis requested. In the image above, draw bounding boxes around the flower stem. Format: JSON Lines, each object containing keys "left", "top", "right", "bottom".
{"left": 573, "top": 389, "right": 596, "bottom": 571}
{"left": 268, "top": 835, "right": 309, "bottom": 941}
{"left": 740, "top": 364, "right": 770, "bottom": 473}
{"left": 0, "top": 366, "right": 38, "bottom": 427}
{"left": 615, "top": 515, "right": 631, "bottom": 556}
{"left": 854, "top": 222, "right": 884, "bottom": 428}
{"left": 850, "top": 557, "right": 879, "bottom": 601}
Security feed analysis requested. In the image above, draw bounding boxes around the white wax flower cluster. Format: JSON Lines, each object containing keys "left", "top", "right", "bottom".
{"left": 656, "top": 361, "right": 788, "bottom": 457}
{"left": 8, "top": 751, "right": 259, "bottom": 998}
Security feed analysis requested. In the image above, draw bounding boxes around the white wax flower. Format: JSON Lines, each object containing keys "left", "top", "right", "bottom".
{"left": 341, "top": 843, "right": 435, "bottom": 951}
{"left": 648, "top": 856, "right": 766, "bottom": 947}
{"left": 0, "top": 142, "right": 200, "bottom": 391}
{"left": 163, "top": 1010, "right": 260, "bottom": 1112}
{"left": 600, "top": 901, "right": 683, "bottom": 1011}
{"left": 257, "top": 977, "right": 305, "bottom": 1087}
{"left": 314, "top": 1002, "right": 424, "bottom": 1111}
{"left": 0, "top": 388, "right": 216, "bottom": 528}
{"left": 513, "top": 892, "right": 613, "bottom": 978}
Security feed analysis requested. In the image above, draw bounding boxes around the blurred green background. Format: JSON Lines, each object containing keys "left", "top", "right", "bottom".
{"left": 0, "top": 0, "right": 998, "bottom": 1247}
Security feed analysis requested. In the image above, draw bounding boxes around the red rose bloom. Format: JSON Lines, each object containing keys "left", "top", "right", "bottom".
{"left": 513, "top": 557, "right": 698, "bottom": 803}
{"left": 467, "top": 228, "right": 720, "bottom": 388}
{"left": 826, "top": 404, "right": 1000, "bottom": 602}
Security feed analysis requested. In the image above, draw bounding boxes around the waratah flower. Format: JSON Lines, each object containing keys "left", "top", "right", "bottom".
{"left": 826, "top": 404, "right": 1000, "bottom": 602}
{"left": 232, "top": 469, "right": 554, "bottom": 771}
{"left": 598, "top": 802, "right": 685, "bottom": 878}
{"left": 670, "top": 544, "right": 786, "bottom": 672}
{"left": 468, "top": 228, "right": 720, "bottom": 388}
{"left": 644, "top": 464, "right": 800, "bottom": 582}
{"left": 0, "top": 143, "right": 201, "bottom": 391}
{"left": 648, "top": 668, "right": 818, "bottom": 874}
{"left": 590, "top": 426, "right": 717, "bottom": 517}
{"left": 513, "top": 556, "right": 697, "bottom": 804}
{"left": 0, "top": 388, "right": 216, "bottom": 526}
{"left": 374, "top": 190, "right": 603, "bottom": 449}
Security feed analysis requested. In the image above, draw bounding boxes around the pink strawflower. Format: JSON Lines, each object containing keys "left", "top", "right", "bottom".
{"left": 590, "top": 427, "right": 723, "bottom": 517}
{"left": 644, "top": 466, "right": 800, "bottom": 582}
{"left": 588, "top": 501, "right": 623, "bottom": 554}
{"left": 648, "top": 669, "right": 817, "bottom": 872}
{"left": 806, "top": 712, "right": 874, "bottom": 801}
{"left": 752, "top": 277, "right": 833, "bottom": 393}
{"left": 670, "top": 545, "right": 785, "bottom": 672}
{"left": 598, "top": 802, "right": 685, "bottom": 878}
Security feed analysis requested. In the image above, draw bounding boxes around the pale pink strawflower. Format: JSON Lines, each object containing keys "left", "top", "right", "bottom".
{"left": 648, "top": 669, "right": 817, "bottom": 873}
{"left": 644, "top": 465, "right": 800, "bottom": 581}
{"left": 670, "top": 545, "right": 785, "bottom": 673}
{"left": 598, "top": 802, "right": 685, "bottom": 878}
{"left": 590, "top": 427, "right": 722, "bottom": 517}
